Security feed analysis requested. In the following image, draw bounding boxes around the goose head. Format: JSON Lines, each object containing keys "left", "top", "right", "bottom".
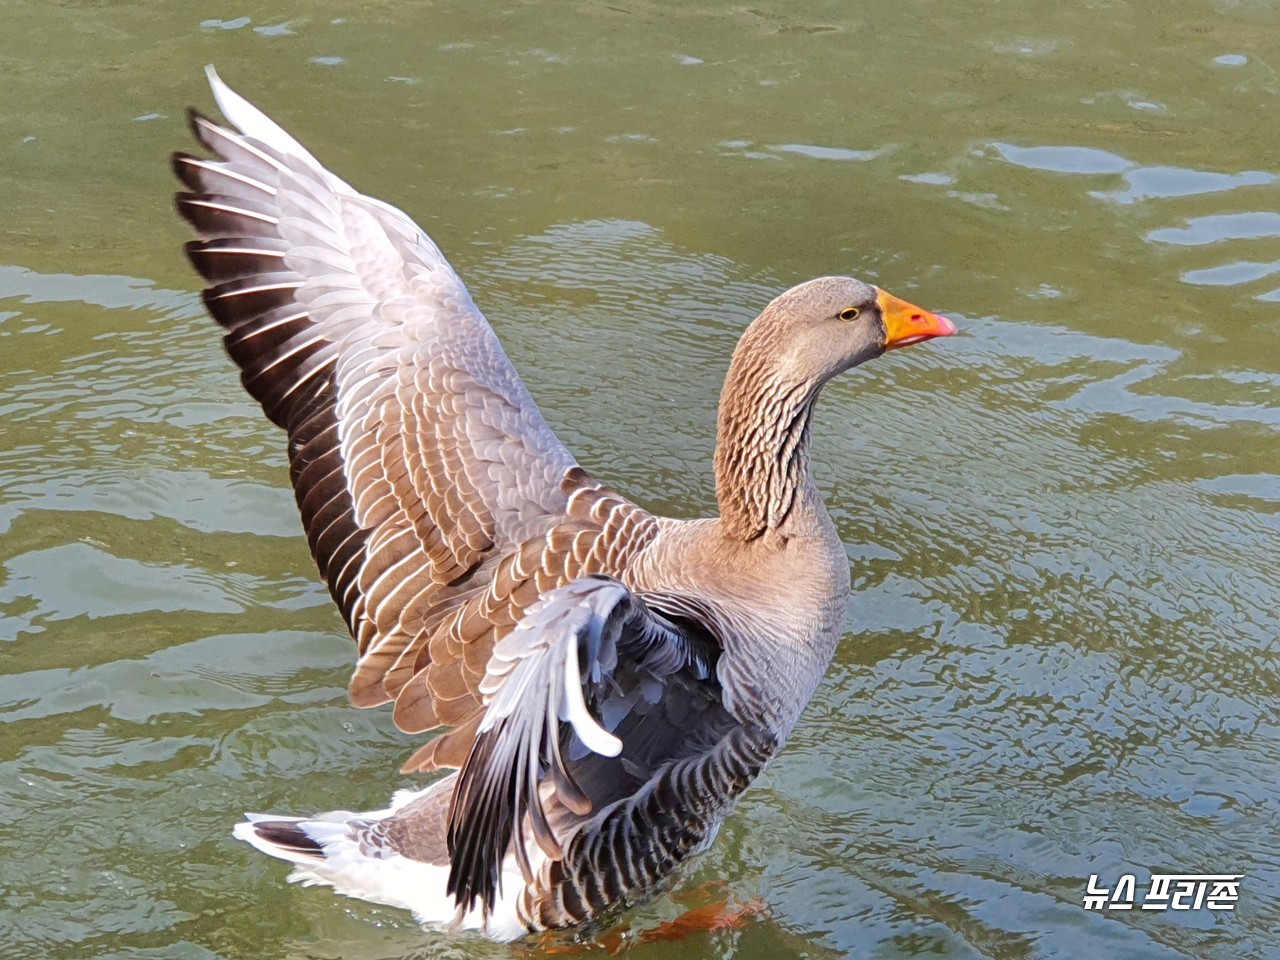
{"left": 744, "top": 275, "right": 956, "bottom": 389}
{"left": 714, "top": 276, "right": 956, "bottom": 538}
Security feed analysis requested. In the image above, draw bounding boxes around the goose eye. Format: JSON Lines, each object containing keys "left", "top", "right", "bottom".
{"left": 838, "top": 306, "right": 861, "bottom": 322}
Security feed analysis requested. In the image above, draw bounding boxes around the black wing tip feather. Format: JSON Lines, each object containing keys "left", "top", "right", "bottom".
{"left": 181, "top": 238, "right": 212, "bottom": 278}
{"left": 171, "top": 151, "right": 203, "bottom": 191}
{"left": 186, "top": 107, "right": 222, "bottom": 152}
{"left": 173, "top": 108, "right": 220, "bottom": 201}
{"left": 446, "top": 727, "right": 510, "bottom": 915}
{"left": 172, "top": 190, "right": 197, "bottom": 223}
{"left": 445, "top": 697, "right": 586, "bottom": 916}
{"left": 183, "top": 237, "right": 291, "bottom": 285}
{"left": 170, "top": 85, "right": 369, "bottom": 631}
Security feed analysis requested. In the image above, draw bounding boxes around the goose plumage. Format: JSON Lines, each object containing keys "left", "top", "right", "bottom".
{"left": 173, "top": 66, "right": 956, "bottom": 940}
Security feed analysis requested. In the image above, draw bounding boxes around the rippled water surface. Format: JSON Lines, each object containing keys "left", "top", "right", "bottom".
{"left": 2, "top": 1, "right": 1278, "bottom": 958}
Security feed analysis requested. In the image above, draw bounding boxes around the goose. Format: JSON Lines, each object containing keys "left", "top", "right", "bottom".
{"left": 173, "top": 66, "right": 956, "bottom": 941}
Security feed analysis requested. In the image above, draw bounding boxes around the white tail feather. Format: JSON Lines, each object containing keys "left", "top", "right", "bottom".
{"left": 232, "top": 783, "right": 535, "bottom": 940}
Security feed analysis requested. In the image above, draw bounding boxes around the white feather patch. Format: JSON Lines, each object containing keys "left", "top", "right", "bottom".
{"left": 562, "top": 626, "right": 622, "bottom": 756}
{"left": 204, "top": 64, "right": 317, "bottom": 163}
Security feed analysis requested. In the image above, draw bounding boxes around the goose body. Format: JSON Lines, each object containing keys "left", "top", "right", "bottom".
{"left": 175, "top": 67, "right": 955, "bottom": 939}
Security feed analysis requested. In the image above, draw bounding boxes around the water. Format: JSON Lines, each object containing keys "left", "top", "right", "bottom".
{"left": 1, "top": 1, "right": 1277, "bottom": 957}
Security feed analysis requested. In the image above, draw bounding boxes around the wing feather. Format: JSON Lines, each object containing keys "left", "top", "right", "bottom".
{"left": 175, "top": 68, "right": 583, "bottom": 727}
{"left": 446, "top": 575, "right": 716, "bottom": 916}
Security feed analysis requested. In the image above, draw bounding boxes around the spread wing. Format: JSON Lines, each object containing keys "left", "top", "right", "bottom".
{"left": 445, "top": 575, "right": 721, "bottom": 915}
{"left": 174, "top": 67, "right": 581, "bottom": 718}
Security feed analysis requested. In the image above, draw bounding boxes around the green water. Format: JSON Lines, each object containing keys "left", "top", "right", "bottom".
{"left": 2, "top": 1, "right": 1277, "bottom": 957}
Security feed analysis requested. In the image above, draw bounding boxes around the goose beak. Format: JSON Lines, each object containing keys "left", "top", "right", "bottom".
{"left": 876, "top": 288, "right": 957, "bottom": 350}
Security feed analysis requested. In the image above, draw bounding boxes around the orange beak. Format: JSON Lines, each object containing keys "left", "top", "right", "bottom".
{"left": 876, "top": 288, "right": 957, "bottom": 350}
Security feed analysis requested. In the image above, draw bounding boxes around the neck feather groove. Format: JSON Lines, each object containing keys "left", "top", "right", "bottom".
{"left": 713, "top": 346, "right": 820, "bottom": 541}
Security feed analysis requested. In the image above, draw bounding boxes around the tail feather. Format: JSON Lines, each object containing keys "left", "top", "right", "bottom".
{"left": 231, "top": 790, "right": 535, "bottom": 939}
{"left": 233, "top": 814, "right": 332, "bottom": 867}
{"left": 245, "top": 818, "right": 324, "bottom": 858}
